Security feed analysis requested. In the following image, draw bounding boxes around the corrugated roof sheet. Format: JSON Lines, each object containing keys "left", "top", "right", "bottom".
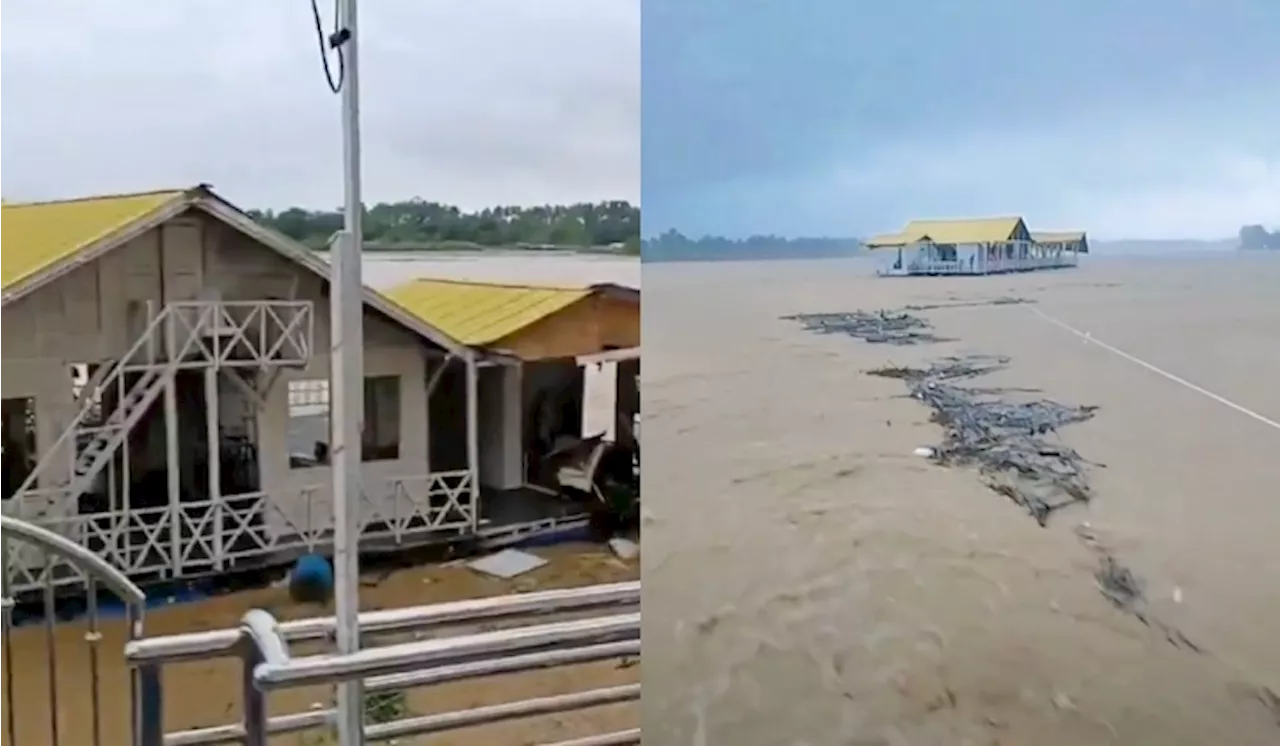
{"left": 864, "top": 217, "right": 1030, "bottom": 250}
{"left": 901, "top": 217, "right": 1027, "bottom": 245}
{"left": 1031, "top": 231, "right": 1086, "bottom": 243}
{"left": 863, "top": 232, "right": 908, "bottom": 248}
{"left": 383, "top": 279, "right": 591, "bottom": 346}
{"left": 1, "top": 189, "right": 187, "bottom": 290}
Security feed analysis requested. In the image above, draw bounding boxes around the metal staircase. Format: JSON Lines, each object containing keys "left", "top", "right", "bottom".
{"left": 9, "top": 307, "right": 186, "bottom": 511}
{"left": 71, "top": 365, "right": 172, "bottom": 489}
{"left": 9, "top": 300, "right": 314, "bottom": 514}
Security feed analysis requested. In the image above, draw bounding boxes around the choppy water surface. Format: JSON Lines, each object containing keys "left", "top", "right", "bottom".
{"left": 642, "top": 255, "right": 1280, "bottom": 745}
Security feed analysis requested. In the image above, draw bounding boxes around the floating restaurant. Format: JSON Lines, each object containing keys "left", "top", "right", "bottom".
{"left": 865, "top": 217, "right": 1087, "bottom": 276}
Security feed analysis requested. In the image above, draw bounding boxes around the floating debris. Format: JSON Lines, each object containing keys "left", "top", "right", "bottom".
{"left": 788, "top": 308, "right": 1206, "bottom": 654}
{"left": 783, "top": 312, "right": 1096, "bottom": 525}
{"left": 1252, "top": 686, "right": 1280, "bottom": 727}
{"left": 1077, "top": 525, "right": 1204, "bottom": 654}
{"left": 1094, "top": 554, "right": 1144, "bottom": 610}
{"left": 904, "top": 296, "right": 1034, "bottom": 312}
{"left": 780, "top": 310, "right": 948, "bottom": 345}
{"left": 868, "top": 355, "right": 1098, "bottom": 526}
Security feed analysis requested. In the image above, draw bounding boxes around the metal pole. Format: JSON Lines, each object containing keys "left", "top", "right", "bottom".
{"left": 331, "top": 0, "right": 366, "bottom": 742}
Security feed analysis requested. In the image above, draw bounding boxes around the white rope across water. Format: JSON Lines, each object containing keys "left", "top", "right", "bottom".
{"left": 1030, "top": 307, "right": 1280, "bottom": 433}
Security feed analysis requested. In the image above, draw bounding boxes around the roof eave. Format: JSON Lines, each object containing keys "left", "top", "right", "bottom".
{"left": 589, "top": 283, "right": 640, "bottom": 303}
{"left": 1, "top": 189, "right": 201, "bottom": 306}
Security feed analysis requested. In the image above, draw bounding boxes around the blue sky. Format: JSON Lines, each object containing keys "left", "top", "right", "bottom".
{"left": 642, "top": 0, "right": 1279, "bottom": 240}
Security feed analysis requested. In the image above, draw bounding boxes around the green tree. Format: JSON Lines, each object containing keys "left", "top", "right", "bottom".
{"left": 247, "top": 199, "right": 639, "bottom": 252}
{"left": 642, "top": 229, "right": 860, "bottom": 261}
{"left": 1239, "top": 224, "right": 1279, "bottom": 250}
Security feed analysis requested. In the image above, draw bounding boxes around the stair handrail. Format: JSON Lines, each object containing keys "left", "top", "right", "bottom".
{"left": 71, "top": 360, "right": 115, "bottom": 412}
{"left": 9, "top": 304, "right": 190, "bottom": 501}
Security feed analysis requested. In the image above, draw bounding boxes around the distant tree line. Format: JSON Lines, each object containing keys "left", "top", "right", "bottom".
{"left": 642, "top": 229, "right": 861, "bottom": 261}
{"left": 1238, "top": 224, "right": 1279, "bottom": 250}
{"left": 248, "top": 199, "right": 640, "bottom": 253}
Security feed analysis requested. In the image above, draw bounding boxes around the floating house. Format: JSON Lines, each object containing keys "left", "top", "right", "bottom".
{"left": 866, "top": 217, "right": 1086, "bottom": 276}
{"left": 1030, "top": 230, "right": 1090, "bottom": 258}
{"left": 1, "top": 186, "right": 639, "bottom": 595}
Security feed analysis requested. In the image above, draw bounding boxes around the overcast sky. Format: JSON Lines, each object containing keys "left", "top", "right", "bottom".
{"left": 643, "top": 0, "right": 1279, "bottom": 240}
{"left": 1, "top": 0, "right": 639, "bottom": 211}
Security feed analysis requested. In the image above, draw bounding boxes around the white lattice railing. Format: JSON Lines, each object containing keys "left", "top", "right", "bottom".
{"left": 3, "top": 471, "right": 475, "bottom": 595}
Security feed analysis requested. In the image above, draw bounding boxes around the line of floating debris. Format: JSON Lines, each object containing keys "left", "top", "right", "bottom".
{"left": 1076, "top": 524, "right": 1203, "bottom": 653}
{"left": 780, "top": 310, "right": 951, "bottom": 346}
{"left": 870, "top": 354, "right": 1099, "bottom": 526}
{"left": 903, "top": 296, "right": 1034, "bottom": 312}
{"left": 783, "top": 306, "right": 1215, "bottom": 656}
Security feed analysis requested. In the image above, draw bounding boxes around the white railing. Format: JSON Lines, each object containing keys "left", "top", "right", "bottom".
{"left": 881, "top": 254, "right": 1079, "bottom": 276}
{"left": 163, "top": 300, "right": 314, "bottom": 369}
{"left": 124, "top": 581, "right": 641, "bottom": 746}
{"left": 3, "top": 471, "right": 476, "bottom": 594}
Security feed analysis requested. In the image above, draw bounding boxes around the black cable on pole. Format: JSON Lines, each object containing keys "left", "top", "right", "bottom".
{"left": 310, "top": 0, "right": 348, "bottom": 94}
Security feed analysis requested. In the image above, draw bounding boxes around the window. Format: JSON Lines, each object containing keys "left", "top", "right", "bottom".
{"left": 287, "top": 377, "right": 402, "bottom": 465}
{"left": 2, "top": 397, "right": 38, "bottom": 501}
{"left": 363, "top": 376, "right": 401, "bottom": 462}
{"left": 287, "top": 379, "right": 331, "bottom": 468}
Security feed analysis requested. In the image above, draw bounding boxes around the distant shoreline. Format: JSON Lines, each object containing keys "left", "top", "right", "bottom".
{"left": 313, "top": 241, "right": 637, "bottom": 256}
{"left": 643, "top": 252, "right": 865, "bottom": 264}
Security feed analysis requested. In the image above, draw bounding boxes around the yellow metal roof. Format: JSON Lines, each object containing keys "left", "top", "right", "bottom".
{"left": 863, "top": 232, "right": 908, "bottom": 248}
{"left": 1031, "top": 230, "right": 1086, "bottom": 243}
{"left": 864, "top": 217, "right": 1030, "bottom": 250}
{"left": 901, "top": 217, "right": 1027, "bottom": 245}
{"left": 383, "top": 279, "right": 592, "bottom": 346}
{"left": 1, "top": 189, "right": 187, "bottom": 291}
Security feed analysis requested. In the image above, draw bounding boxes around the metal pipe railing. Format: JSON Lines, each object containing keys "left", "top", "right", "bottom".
{"left": 127, "top": 581, "right": 641, "bottom": 746}
{"left": 252, "top": 612, "right": 640, "bottom": 689}
{"left": 542, "top": 730, "right": 641, "bottom": 746}
{"left": 125, "top": 580, "right": 639, "bottom": 664}
{"left": 162, "top": 640, "right": 640, "bottom": 745}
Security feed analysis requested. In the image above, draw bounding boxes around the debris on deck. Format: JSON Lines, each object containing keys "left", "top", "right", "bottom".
{"left": 467, "top": 549, "right": 549, "bottom": 579}
{"left": 607, "top": 537, "right": 639, "bottom": 560}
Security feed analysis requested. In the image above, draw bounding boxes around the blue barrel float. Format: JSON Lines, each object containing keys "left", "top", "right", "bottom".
{"left": 288, "top": 553, "right": 335, "bottom": 605}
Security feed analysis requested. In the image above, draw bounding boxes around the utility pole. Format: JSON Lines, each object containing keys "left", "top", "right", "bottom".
{"left": 329, "top": 0, "right": 365, "bottom": 742}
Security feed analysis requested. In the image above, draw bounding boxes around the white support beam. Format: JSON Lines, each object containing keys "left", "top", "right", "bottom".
{"left": 426, "top": 353, "right": 456, "bottom": 398}
{"left": 205, "top": 366, "right": 223, "bottom": 571}
{"left": 164, "top": 374, "right": 182, "bottom": 577}
{"left": 465, "top": 350, "right": 481, "bottom": 531}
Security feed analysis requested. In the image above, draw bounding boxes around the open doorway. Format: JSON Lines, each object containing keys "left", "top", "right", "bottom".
{"left": 73, "top": 367, "right": 266, "bottom": 575}
{"left": 1, "top": 396, "right": 38, "bottom": 503}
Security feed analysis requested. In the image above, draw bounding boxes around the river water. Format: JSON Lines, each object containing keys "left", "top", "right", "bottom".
{"left": 641, "top": 254, "right": 1280, "bottom": 745}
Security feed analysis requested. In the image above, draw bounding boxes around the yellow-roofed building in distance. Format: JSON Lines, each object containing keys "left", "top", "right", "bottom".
{"left": 864, "top": 217, "right": 1087, "bottom": 276}
{"left": 1031, "top": 230, "right": 1090, "bottom": 258}
{"left": 0, "top": 185, "right": 637, "bottom": 596}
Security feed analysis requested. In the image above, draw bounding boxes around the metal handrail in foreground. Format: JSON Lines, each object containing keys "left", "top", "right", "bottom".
{"left": 126, "top": 581, "right": 641, "bottom": 746}
{"left": 125, "top": 580, "right": 639, "bottom": 663}
{"left": 0, "top": 515, "right": 149, "bottom": 746}
{"left": 0, "top": 514, "right": 148, "bottom": 609}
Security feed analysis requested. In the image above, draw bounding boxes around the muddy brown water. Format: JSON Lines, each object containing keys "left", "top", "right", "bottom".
{"left": 2, "top": 544, "right": 638, "bottom": 746}
{"left": 642, "top": 255, "right": 1280, "bottom": 745}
